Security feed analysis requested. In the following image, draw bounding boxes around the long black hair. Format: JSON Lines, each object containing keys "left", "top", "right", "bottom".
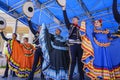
{"left": 13, "top": 33, "right": 17, "bottom": 38}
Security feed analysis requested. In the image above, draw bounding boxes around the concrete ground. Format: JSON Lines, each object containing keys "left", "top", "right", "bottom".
{"left": 0, "top": 68, "right": 91, "bottom": 80}
{"left": 0, "top": 55, "right": 91, "bottom": 80}
{"left": 0, "top": 68, "right": 41, "bottom": 80}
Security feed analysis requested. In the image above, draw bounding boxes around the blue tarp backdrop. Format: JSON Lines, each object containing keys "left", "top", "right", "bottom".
{"left": 0, "top": 0, "right": 120, "bottom": 36}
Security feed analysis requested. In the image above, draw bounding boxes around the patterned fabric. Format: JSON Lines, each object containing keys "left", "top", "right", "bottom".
{"left": 16, "top": 43, "right": 41, "bottom": 78}
{"left": 5, "top": 40, "right": 40, "bottom": 78}
{"left": 5, "top": 40, "right": 13, "bottom": 60}
{"left": 39, "top": 24, "right": 51, "bottom": 71}
{"left": 39, "top": 24, "right": 69, "bottom": 80}
{"left": 82, "top": 26, "right": 120, "bottom": 79}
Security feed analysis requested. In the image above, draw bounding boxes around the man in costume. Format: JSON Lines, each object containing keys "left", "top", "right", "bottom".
{"left": 0, "top": 30, "right": 19, "bottom": 78}
{"left": 26, "top": 18, "right": 44, "bottom": 80}
{"left": 61, "top": 5, "right": 84, "bottom": 80}
{"left": 113, "top": 0, "right": 120, "bottom": 25}
{"left": 112, "top": 0, "right": 120, "bottom": 35}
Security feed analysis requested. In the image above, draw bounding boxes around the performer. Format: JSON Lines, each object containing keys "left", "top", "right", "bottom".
{"left": 82, "top": 19, "right": 120, "bottom": 79}
{"left": 112, "top": 0, "right": 120, "bottom": 35}
{"left": 112, "top": 0, "right": 120, "bottom": 24}
{"left": 39, "top": 24, "right": 70, "bottom": 80}
{"left": 62, "top": 5, "right": 84, "bottom": 80}
{"left": 26, "top": 18, "right": 44, "bottom": 80}
{"left": 16, "top": 37, "right": 36, "bottom": 77}
{"left": 0, "top": 30, "right": 20, "bottom": 78}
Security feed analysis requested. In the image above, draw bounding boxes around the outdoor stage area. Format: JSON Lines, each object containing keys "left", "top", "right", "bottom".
{"left": 0, "top": 0, "right": 119, "bottom": 80}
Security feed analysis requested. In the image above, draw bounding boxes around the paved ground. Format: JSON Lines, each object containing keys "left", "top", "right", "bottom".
{"left": 0, "top": 68, "right": 91, "bottom": 80}
{"left": 0, "top": 68, "right": 41, "bottom": 80}
{"left": 0, "top": 76, "right": 40, "bottom": 80}
{"left": 0, "top": 55, "right": 91, "bottom": 80}
{"left": 0, "top": 76, "right": 90, "bottom": 80}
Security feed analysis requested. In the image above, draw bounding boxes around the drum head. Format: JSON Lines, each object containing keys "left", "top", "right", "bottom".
{"left": 0, "top": 16, "right": 6, "bottom": 30}
{"left": 23, "top": 1, "right": 34, "bottom": 18}
{"left": 56, "top": 0, "right": 66, "bottom": 7}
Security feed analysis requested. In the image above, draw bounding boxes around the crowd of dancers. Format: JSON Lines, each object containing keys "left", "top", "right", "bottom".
{"left": 0, "top": 0, "right": 120, "bottom": 80}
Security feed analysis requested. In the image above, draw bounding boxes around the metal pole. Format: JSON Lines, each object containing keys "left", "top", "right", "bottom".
{"left": 7, "top": 4, "right": 23, "bottom": 13}
{"left": 78, "top": 0, "right": 94, "bottom": 22}
{"left": 11, "top": 0, "right": 25, "bottom": 8}
{"left": 36, "top": 0, "right": 62, "bottom": 25}
{"left": 13, "top": 19, "right": 18, "bottom": 33}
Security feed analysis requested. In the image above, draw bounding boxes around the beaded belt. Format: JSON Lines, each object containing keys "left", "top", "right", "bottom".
{"left": 69, "top": 39, "right": 81, "bottom": 44}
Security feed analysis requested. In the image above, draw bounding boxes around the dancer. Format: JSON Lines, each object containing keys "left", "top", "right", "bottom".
{"left": 112, "top": 0, "right": 120, "bottom": 24}
{"left": 0, "top": 30, "right": 21, "bottom": 78}
{"left": 26, "top": 18, "right": 44, "bottom": 80}
{"left": 16, "top": 37, "right": 35, "bottom": 78}
{"left": 82, "top": 19, "right": 120, "bottom": 79}
{"left": 112, "top": 0, "right": 120, "bottom": 35}
{"left": 62, "top": 5, "right": 84, "bottom": 80}
{"left": 39, "top": 24, "right": 70, "bottom": 80}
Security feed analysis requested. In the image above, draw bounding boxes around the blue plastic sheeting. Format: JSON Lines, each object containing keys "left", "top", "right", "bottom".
{"left": 0, "top": 0, "right": 120, "bottom": 35}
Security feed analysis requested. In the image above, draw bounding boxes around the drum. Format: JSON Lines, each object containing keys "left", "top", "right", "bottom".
{"left": 23, "top": 1, "right": 34, "bottom": 18}
{"left": 0, "top": 16, "right": 6, "bottom": 30}
{"left": 56, "top": 0, "right": 66, "bottom": 7}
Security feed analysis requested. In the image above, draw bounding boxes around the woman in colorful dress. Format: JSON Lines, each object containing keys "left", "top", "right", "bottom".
{"left": 27, "top": 18, "right": 43, "bottom": 80}
{"left": 16, "top": 37, "right": 36, "bottom": 78}
{"left": 39, "top": 24, "right": 70, "bottom": 80}
{"left": 81, "top": 20, "right": 120, "bottom": 79}
{"left": 0, "top": 30, "right": 22, "bottom": 78}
